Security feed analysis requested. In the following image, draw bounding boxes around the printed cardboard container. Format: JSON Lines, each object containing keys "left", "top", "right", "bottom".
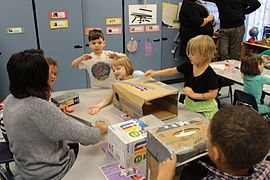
{"left": 51, "top": 91, "right": 80, "bottom": 107}
{"left": 112, "top": 78, "right": 179, "bottom": 121}
{"left": 108, "top": 115, "right": 164, "bottom": 168}
{"left": 146, "top": 119, "right": 209, "bottom": 180}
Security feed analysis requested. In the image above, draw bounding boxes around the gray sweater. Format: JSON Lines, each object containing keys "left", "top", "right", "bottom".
{"left": 3, "top": 95, "right": 101, "bottom": 180}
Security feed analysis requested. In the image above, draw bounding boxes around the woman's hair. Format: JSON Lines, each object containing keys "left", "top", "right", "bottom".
{"left": 186, "top": 35, "right": 216, "bottom": 63}
{"left": 46, "top": 57, "right": 58, "bottom": 66}
{"left": 240, "top": 54, "right": 263, "bottom": 76}
{"left": 6, "top": 50, "right": 50, "bottom": 100}
{"left": 88, "top": 29, "right": 104, "bottom": 42}
{"left": 111, "top": 57, "right": 134, "bottom": 76}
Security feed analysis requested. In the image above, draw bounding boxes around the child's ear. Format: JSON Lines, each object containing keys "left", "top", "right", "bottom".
{"left": 212, "top": 145, "right": 221, "bottom": 162}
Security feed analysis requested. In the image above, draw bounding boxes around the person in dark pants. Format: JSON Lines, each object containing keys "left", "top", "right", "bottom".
{"left": 204, "top": 0, "right": 261, "bottom": 60}
{"left": 179, "top": 0, "right": 214, "bottom": 59}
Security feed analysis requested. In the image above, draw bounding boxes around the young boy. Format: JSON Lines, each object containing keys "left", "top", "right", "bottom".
{"left": 157, "top": 106, "right": 270, "bottom": 179}
{"left": 71, "top": 29, "right": 126, "bottom": 88}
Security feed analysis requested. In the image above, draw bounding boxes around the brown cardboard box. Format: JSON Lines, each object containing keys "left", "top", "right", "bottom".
{"left": 112, "top": 78, "right": 179, "bottom": 121}
{"left": 146, "top": 119, "right": 209, "bottom": 179}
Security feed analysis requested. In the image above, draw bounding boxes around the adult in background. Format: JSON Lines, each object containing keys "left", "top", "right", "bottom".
{"left": 179, "top": 0, "right": 214, "bottom": 60}
{"left": 204, "top": 0, "right": 261, "bottom": 60}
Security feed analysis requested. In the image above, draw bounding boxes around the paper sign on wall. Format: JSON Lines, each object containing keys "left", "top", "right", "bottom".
{"left": 106, "top": 18, "right": 122, "bottom": 25}
{"left": 84, "top": 27, "right": 102, "bottom": 35}
{"left": 106, "top": 26, "right": 122, "bottom": 35}
{"left": 145, "top": 25, "right": 160, "bottom": 32}
{"left": 129, "top": 4, "right": 157, "bottom": 25}
{"left": 49, "top": 11, "right": 68, "bottom": 19}
{"left": 6, "top": 27, "right": 25, "bottom": 34}
{"left": 129, "top": 26, "right": 144, "bottom": 33}
{"left": 50, "top": 20, "right": 68, "bottom": 29}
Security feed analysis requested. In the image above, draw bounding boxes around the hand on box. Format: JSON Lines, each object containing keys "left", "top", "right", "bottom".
{"left": 95, "top": 120, "right": 108, "bottom": 135}
{"left": 59, "top": 104, "right": 75, "bottom": 113}
{"left": 157, "top": 154, "right": 177, "bottom": 180}
{"left": 144, "top": 70, "right": 156, "bottom": 78}
{"left": 88, "top": 105, "right": 100, "bottom": 115}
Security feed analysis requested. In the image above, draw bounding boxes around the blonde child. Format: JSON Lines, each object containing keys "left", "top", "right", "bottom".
{"left": 89, "top": 57, "right": 144, "bottom": 115}
{"left": 240, "top": 54, "right": 270, "bottom": 114}
{"left": 145, "top": 35, "right": 218, "bottom": 119}
{"left": 71, "top": 29, "right": 126, "bottom": 88}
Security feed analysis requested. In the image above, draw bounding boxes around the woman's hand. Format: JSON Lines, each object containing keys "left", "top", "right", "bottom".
{"left": 95, "top": 120, "right": 108, "bottom": 135}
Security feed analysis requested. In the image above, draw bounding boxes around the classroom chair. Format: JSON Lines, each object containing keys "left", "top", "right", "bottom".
{"left": 233, "top": 89, "right": 258, "bottom": 111}
{"left": 217, "top": 77, "right": 233, "bottom": 104}
{"left": 0, "top": 141, "right": 14, "bottom": 178}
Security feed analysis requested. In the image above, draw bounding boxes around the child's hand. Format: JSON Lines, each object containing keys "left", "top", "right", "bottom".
{"left": 108, "top": 53, "right": 120, "bottom": 59}
{"left": 59, "top": 104, "right": 75, "bottom": 113}
{"left": 80, "top": 54, "right": 92, "bottom": 61}
{"left": 144, "top": 70, "right": 156, "bottom": 78}
{"left": 183, "top": 86, "right": 194, "bottom": 98}
{"left": 157, "top": 154, "right": 177, "bottom": 180}
{"left": 88, "top": 105, "right": 100, "bottom": 115}
{"left": 95, "top": 120, "right": 108, "bottom": 135}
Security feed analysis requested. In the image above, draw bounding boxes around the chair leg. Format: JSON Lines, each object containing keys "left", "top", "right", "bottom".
{"left": 229, "top": 85, "right": 233, "bottom": 104}
{"left": 5, "top": 163, "right": 13, "bottom": 176}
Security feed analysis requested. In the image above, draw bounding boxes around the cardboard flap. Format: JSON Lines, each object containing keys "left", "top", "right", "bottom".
{"left": 113, "top": 82, "right": 145, "bottom": 107}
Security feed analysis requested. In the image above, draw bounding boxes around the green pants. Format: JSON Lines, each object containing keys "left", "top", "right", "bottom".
{"left": 184, "top": 96, "right": 218, "bottom": 120}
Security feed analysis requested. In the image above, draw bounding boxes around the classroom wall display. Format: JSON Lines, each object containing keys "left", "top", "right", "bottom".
{"left": 105, "top": 18, "right": 122, "bottom": 25}
{"left": 106, "top": 26, "right": 122, "bottom": 35}
{"left": 49, "top": 11, "right": 68, "bottom": 19}
{"left": 129, "top": 25, "right": 144, "bottom": 33}
{"left": 6, "top": 27, "right": 25, "bottom": 34}
{"left": 49, "top": 20, "right": 68, "bottom": 29}
{"left": 84, "top": 27, "right": 102, "bottom": 35}
{"left": 128, "top": 4, "right": 157, "bottom": 25}
{"left": 145, "top": 25, "right": 160, "bottom": 32}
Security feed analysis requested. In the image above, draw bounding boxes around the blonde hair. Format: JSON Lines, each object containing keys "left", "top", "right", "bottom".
{"left": 186, "top": 35, "right": 216, "bottom": 64}
{"left": 111, "top": 57, "right": 134, "bottom": 76}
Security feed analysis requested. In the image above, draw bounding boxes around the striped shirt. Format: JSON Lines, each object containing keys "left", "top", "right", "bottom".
{"left": 200, "top": 160, "right": 270, "bottom": 180}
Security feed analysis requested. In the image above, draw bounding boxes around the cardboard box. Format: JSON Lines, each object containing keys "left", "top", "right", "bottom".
{"left": 108, "top": 115, "right": 164, "bottom": 168}
{"left": 51, "top": 91, "right": 80, "bottom": 107}
{"left": 147, "top": 119, "right": 209, "bottom": 162}
{"left": 146, "top": 119, "right": 209, "bottom": 179}
{"left": 112, "top": 78, "right": 179, "bottom": 121}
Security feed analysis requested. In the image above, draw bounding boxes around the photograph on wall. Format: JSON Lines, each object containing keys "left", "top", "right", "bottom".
{"left": 128, "top": 4, "right": 157, "bottom": 25}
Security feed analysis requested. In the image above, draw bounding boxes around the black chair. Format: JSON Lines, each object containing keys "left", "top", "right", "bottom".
{"left": 217, "top": 77, "right": 234, "bottom": 104}
{"left": 0, "top": 166, "right": 14, "bottom": 180}
{"left": 233, "top": 89, "right": 258, "bottom": 111}
{"left": 0, "top": 142, "right": 14, "bottom": 178}
{"left": 178, "top": 94, "right": 186, "bottom": 104}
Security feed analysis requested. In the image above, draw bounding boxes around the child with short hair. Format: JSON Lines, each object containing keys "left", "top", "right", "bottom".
{"left": 157, "top": 106, "right": 270, "bottom": 180}
{"left": 71, "top": 29, "right": 126, "bottom": 88}
{"left": 145, "top": 35, "right": 218, "bottom": 119}
{"left": 240, "top": 54, "right": 270, "bottom": 114}
{"left": 89, "top": 56, "right": 144, "bottom": 115}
